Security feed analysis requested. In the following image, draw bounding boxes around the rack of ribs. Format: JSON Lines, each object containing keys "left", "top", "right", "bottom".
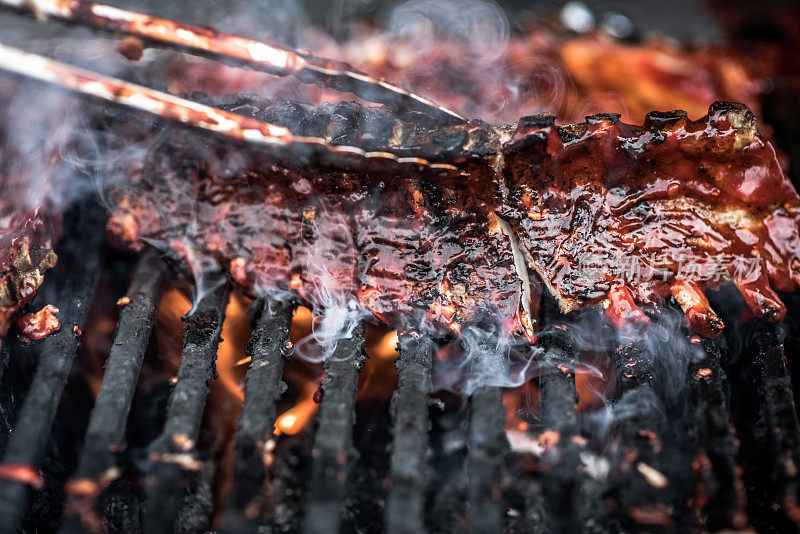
{"left": 101, "top": 94, "right": 800, "bottom": 339}
{"left": 0, "top": 0, "right": 797, "bottom": 343}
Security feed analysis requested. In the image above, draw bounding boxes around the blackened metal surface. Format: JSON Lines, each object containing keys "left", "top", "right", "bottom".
{"left": 386, "top": 330, "right": 434, "bottom": 534}
{"left": 0, "top": 343, "right": 12, "bottom": 452}
{"left": 223, "top": 296, "right": 295, "bottom": 533}
{"left": 730, "top": 320, "right": 800, "bottom": 531}
{"left": 610, "top": 339, "right": 694, "bottom": 532}
{"left": 467, "top": 386, "right": 506, "bottom": 533}
{"left": 538, "top": 328, "right": 579, "bottom": 434}
{"left": 463, "top": 324, "right": 508, "bottom": 533}
{"left": 0, "top": 202, "right": 104, "bottom": 534}
{"left": 302, "top": 321, "right": 367, "bottom": 534}
{"left": 424, "top": 395, "right": 467, "bottom": 533}
{"left": 688, "top": 339, "right": 747, "bottom": 530}
{"left": 141, "top": 282, "right": 228, "bottom": 534}
{"left": 538, "top": 327, "right": 583, "bottom": 533}
{"left": 60, "top": 250, "right": 166, "bottom": 533}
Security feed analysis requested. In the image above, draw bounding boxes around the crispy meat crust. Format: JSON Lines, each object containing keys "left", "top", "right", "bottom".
{"left": 103, "top": 95, "right": 800, "bottom": 336}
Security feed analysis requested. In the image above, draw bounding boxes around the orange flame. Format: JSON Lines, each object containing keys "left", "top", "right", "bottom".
{"left": 275, "top": 383, "right": 318, "bottom": 436}
{"left": 215, "top": 291, "right": 254, "bottom": 403}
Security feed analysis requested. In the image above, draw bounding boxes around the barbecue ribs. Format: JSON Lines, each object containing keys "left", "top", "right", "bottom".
{"left": 0, "top": 0, "right": 797, "bottom": 341}
{"left": 102, "top": 95, "right": 800, "bottom": 338}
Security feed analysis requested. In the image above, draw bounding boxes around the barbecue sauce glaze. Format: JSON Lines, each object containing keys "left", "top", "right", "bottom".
{"left": 104, "top": 98, "right": 800, "bottom": 339}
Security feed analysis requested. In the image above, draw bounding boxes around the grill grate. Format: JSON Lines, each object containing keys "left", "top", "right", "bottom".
{"left": 732, "top": 320, "right": 800, "bottom": 530}
{"left": 61, "top": 250, "right": 166, "bottom": 534}
{"left": 538, "top": 326, "right": 583, "bottom": 532}
{"left": 386, "top": 330, "right": 434, "bottom": 534}
{"left": 302, "top": 321, "right": 367, "bottom": 534}
{"left": 463, "top": 323, "right": 508, "bottom": 533}
{"left": 612, "top": 340, "right": 694, "bottom": 532}
{"left": 142, "top": 282, "right": 228, "bottom": 534}
{"left": 688, "top": 339, "right": 745, "bottom": 530}
{"left": 224, "top": 296, "right": 295, "bottom": 532}
{"left": 0, "top": 233, "right": 800, "bottom": 532}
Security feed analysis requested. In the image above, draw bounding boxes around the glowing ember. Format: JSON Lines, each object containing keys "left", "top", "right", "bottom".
{"left": 289, "top": 274, "right": 302, "bottom": 290}
{"left": 374, "top": 330, "right": 399, "bottom": 360}
{"left": 694, "top": 368, "right": 713, "bottom": 379}
{"left": 215, "top": 291, "right": 254, "bottom": 403}
{"left": 538, "top": 429, "right": 561, "bottom": 452}
{"left": 0, "top": 463, "right": 44, "bottom": 489}
{"left": 636, "top": 462, "right": 669, "bottom": 489}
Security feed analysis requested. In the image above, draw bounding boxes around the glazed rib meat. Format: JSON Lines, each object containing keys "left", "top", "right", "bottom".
{"left": 501, "top": 102, "right": 798, "bottom": 336}
{"left": 103, "top": 94, "right": 800, "bottom": 337}
{"left": 104, "top": 96, "right": 522, "bottom": 335}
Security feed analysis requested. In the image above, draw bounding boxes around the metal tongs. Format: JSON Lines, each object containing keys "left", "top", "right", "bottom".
{"left": 0, "top": 0, "right": 465, "bottom": 172}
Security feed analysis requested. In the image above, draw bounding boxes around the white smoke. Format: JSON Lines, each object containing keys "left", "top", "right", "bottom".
{"left": 292, "top": 204, "right": 370, "bottom": 363}
{"left": 388, "top": 0, "right": 510, "bottom": 62}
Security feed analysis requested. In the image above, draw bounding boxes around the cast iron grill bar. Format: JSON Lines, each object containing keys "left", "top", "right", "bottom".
{"left": 743, "top": 320, "right": 800, "bottom": 527}
{"left": 463, "top": 324, "right": 508, "bottom": 533}
{"left": 467, "top": 388, "right": 506, "bottom": 532}
{"left": 611, "top": 341, "right": 676, "bottom": 531}
{"left": 688, "top": 338, "right": 747, "bottom": 530}
{"left": 141, "top": 282, "right": 229, "bottom": 534}
{"left": 385, "top": 329, "right": 434, "bottom": 534}
{"left": 539, "top": 331, "right": 579, "bottom": 435}
{"left": 223, "top": 296, "right": 296, "bottom": 533}
{"left": 303, "top": 321, "right": 367, "bottom": 534}
{"left": 0, "top": 205, "right": 104, "bottom": 534}
{"left": 538, "top": 327, "right": 583, "bottom": 532}
{"left": 60, "top": 250, "right": 166, "bottom": 533}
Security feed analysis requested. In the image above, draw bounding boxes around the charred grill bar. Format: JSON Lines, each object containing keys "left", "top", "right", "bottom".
{"left": 302, "top": 321, "right": 367, "bottom": 534}
{"left": 611, "top": 340, "right": 679, "bottom": 531}
{"left": 223, "top": 296, "right": 296, "bottom": 533}
{"left": 386, "top": 329, "right": 434, "bottom": 534}
{"left": 463, "top": 324, "right": 508, "bottom": 533}
{"left": 0, "top": 204, "right": 104, "bottom": 534}
{"left": 142, "top": 283, "right": 229, "bottom": 534}
{"left": 60, "top": 251, "right": 166, "bottom": 534}
{"left": 733, "top": 321, "right": 800, "bottom": 529}
{"left": 538, "top": 326, "right": 584, "bottom": 532}
{"left": 688, "top": 339, "right": 746, "bottom": 530}
{"left": 467, "top": 385, "right": 506, "bottom": 532}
